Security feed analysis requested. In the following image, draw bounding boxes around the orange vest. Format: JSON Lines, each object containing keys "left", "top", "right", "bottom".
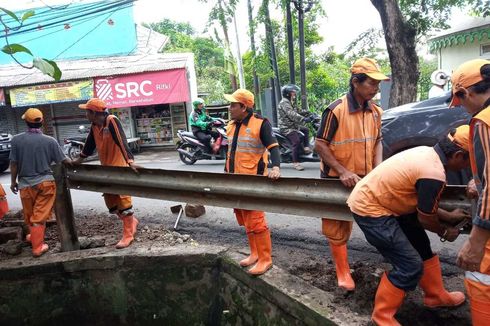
{"left": 0, "top": 184, "right": 7, "bottom": 219}
{"left": 226, "top": 114, "right": 268, "bottom": 175}
{"left": 323, "top": 95, "right": 382, "bottom": 177}
{"left": 92, "top": 115, "right": 131, "bottom": 167}
{"left": 468, "top": 105, "right": 490, "bottom": 276}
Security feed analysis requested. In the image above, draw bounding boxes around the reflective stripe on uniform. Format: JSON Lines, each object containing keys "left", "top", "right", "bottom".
{"left": 466, "top": 271, "right": 490, "bottom": 286}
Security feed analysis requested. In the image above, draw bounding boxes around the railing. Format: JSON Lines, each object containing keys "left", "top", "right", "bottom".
{"left": 53, "top": 164, "right": 471, "bottom": 252}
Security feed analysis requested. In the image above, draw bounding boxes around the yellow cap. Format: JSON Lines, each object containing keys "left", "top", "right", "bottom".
{"left": 224, "top": 89, "right": 254, "bottom": 108}
{"left": 350, "top": 58, "right": 389, "bottom": 81}
{"left": 79, "top": 98, "right": 107, "bottom": 112}
{"left": 21, "top": 108, "right": 43, "bottom": 123}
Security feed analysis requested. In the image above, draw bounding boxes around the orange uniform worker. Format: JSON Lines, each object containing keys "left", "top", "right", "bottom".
{"left": 0, "top": 185, "right": 8, "bottom": 219}
{"left": 450, "top": 59, "right": 490, "bottom": 325}
{"left": 314, "top": 58, "right": 388, "bottom": 291}
{"left": 347, "top": 127, "right": 471, "bottom": 325}
{"left": 9, "top": 108, "right": 70, "bottom": 257}
{"left": 74, "top": 98, "right": 140, "bottom": 249}
{"left": 224, "top": 89, "right": 281, "bottom": 276}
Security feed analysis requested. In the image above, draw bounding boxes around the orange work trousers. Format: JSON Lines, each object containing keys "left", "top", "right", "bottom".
{"left": 322, "top": 218, "right": 353, "bottom": 245}
{"left": 234, "top": 209, "right": 268, "bottom": 234}
{"left": 103, "top": 193, "right": 133, "bottom": 215}
{"left": 0, "top": 184, "right": 8, "bottom": 219}
{"left": 465, "top": 240, "right": 490, "bottom": 326}
{"left": 19, "top": 181, "right": 56, "bottom": 225}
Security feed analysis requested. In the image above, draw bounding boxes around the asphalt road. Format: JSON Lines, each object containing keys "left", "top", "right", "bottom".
{"left": 0, "top": 149, "right": 468, "bottom": 267}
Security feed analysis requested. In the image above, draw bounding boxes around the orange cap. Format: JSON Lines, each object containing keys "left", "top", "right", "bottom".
{"left": 224, "top": 89, "right": 254, "bottom": 108}
{"left": 448, "top": 125, "right": 470, "bottom": 151}
{"left": 449, "top": 59, "right": 490, "bottom": 107}
{"left": 350, "top": 58, "right": 390, "bottom": 81}
{"left": 79, "top": 98, "right": 107, "bottom": 112}
{"left": 21, "top": 108, "right": 43, "bottom": 123}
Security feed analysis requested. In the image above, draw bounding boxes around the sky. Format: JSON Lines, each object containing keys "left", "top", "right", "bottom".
{"left": 3, "top": 0, "right": 473, "bottom": 59}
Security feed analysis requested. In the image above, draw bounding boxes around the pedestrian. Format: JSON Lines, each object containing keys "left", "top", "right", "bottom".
{"left": 9, "top": 108, "right": 70, "bottom": 257}
{"left": 277, "top": 84, "right": 313, "bottom": 171}
{"left": 73, "top": 98, "right": 140, "bottom": 249}
{"left": 314, "top": 57, "right": 389, "bottom": 291}
{"left": 224, "top": 89, "right": 281, "bottom": 275}
{"left": 347, "top": 126, "right": 471, "bottom": 325}
{"left": 450, "top": 58, "right": 490, "bottom": 326}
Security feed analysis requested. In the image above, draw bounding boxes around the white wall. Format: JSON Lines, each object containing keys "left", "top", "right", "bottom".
{"left": 438, "top": 34, "right": 490, "bottom": 73}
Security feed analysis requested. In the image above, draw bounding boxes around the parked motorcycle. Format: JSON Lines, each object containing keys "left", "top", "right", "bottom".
{"left": 63, "top": 125, "right": 95, "bottom": 160}
{"left": 176, "top": 119, "right": 228, "bottom": 165}
{"left": 273, "top": 112, "right": 321, "bottom": 164}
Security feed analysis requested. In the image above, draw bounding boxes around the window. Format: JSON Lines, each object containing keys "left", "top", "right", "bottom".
{"left": 481, "top": 43, "right": 490, "bottom": 56}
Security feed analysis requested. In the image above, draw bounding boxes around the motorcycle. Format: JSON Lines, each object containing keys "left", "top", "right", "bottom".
{"left": 273, "top": 112, "right": 321, "bottom": 164}
{"left": 176, "top": 119, "right": 228, "bottom": 165}
{"left": 63, "top": 125, "right": 96, "bottom": 160}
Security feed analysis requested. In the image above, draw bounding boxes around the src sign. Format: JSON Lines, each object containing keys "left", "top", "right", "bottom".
{"left": 94, "top": 69, "right": 189, "bottom": 108}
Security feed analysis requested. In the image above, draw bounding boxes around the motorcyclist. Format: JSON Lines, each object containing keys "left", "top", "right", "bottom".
{"left": 189, "top": 98, "right": 219, "bottom": 154}
{"left": 277, "top": 84, "right": 313, "bottom": 171}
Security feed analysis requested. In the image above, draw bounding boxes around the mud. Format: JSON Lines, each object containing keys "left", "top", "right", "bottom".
{"left": 0, "top": 210, "right": 472, "bottom": 326}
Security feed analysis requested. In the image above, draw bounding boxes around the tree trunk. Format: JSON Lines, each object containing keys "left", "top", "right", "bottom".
{"left": 263, "top": 0, "right": 282, "bottom": 107}
{"left": 218, "top": 0, "right": 238, "bottom": 90}
{"left": 371, "top": 0, "right": 419, "bottom": 108}
{"left": 247, "top": 0, "right": 260, "bottom": 97}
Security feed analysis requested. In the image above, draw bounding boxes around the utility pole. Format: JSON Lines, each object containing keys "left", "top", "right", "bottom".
{"left": 247, "top": 0, "right": 260, "bottom": 99}
{"left": 233, "top": 14, "right": 246, "bottom": 89}
{"left": 292, "top": 0, "right": 313, "bottom": 111}
{"left": 263, "top": 0, "right": 281, "bottom": 112}
{"left": 286, "top": 1, "right": 295, "bottom": 84}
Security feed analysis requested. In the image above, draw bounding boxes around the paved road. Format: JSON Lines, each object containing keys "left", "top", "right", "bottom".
{"left": 0, "top": 149, "right": 467, "bottom": 268}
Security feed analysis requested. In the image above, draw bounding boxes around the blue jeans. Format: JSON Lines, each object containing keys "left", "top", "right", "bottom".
{"left": 354, "top": 213, "right": 433, "bottom": 291}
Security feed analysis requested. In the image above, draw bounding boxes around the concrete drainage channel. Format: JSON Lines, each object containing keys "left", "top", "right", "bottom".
{"left": 0, "top": 245, "right": 339, "bottom": 326}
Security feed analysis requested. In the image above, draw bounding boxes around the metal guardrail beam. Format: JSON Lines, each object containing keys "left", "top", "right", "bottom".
{"left": 53, "top": 164, "right": 471, "bottom": 251}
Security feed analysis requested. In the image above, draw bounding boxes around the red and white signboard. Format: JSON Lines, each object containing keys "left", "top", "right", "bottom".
{"left": 94, "top": 69, "right": 189, "bottom": 108}
{"left": 0, "top": 89, "right": 5, "bottom": 106}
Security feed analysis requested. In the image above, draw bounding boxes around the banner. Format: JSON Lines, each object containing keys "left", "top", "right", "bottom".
{"left": 10, "top": 80, "right": 93, "bottom": 108}
{"left": 94, "top": 69, "right": 189, "bottom": 108}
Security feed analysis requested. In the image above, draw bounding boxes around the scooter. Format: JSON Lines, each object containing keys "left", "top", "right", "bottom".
{"left": 176, "top": 119, "right": 228, "bottom": 165}
{"left": 273, "top": 112, "right": 321, "bottom": 164}
{"left": 63, "top": 125, "right": 97, "bottom": 160}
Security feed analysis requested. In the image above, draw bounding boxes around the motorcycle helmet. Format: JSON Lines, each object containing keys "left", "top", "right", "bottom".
{"left": 430, "top": 70, "right": 449, "bottom": 87}
{"left": 281, "top": 84, "right": 300, "bottom": 101}
{"left": 192, "top": 98, "right": 205, "bottom": 110}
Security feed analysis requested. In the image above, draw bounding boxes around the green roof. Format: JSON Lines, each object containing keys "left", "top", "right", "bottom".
{"left": 429, "top": 25, "right": 490, "bottom": 53}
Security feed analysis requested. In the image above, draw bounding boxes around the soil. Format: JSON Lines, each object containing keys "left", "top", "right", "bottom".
{"left": 0, "top": 210, "right": 472, "bottom": 326}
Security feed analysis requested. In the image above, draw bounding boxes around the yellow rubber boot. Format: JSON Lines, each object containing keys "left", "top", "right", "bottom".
{"left": 116, "top": 216, "right": 139, "bottom": 249}
{"left": 372, "top": 273, "right": 405, "bottom": 326}
{"left": 330, "top": 242, "right": 355, "bottom": 291}
{"left": 240, "top": 233, "right": 258, "bottom": 267}
{"left": 248, "top": 229, "right": 272, "bottom": 276}
{"left": 30, "top": 224, "right": 49, "bottom": 258}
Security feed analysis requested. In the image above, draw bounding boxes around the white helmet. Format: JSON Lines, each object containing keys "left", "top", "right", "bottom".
{"left": 431, "top": 70, "right": 449, "bottom": 86}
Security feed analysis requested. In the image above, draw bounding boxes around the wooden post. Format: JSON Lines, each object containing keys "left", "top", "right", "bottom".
{"left": 53, "top": 164, "right": 80, "bottom": 251}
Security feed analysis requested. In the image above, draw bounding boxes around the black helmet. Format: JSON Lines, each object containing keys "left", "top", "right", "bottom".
{"left": 281, "top": 84, "right": 300, "bottom": 101}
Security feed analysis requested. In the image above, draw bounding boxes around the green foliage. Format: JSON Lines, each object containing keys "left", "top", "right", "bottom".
{"left": 148, "top": 18, "right": 231, "bottom": 104}
{"left": 0, "top": 8, "right": 61, "bottom": 81}
{"left": 418, "top": 57, "right": 438, "bottom": 101}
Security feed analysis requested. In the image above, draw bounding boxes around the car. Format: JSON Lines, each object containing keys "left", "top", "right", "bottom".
{"left": 0, "top": 131, "right": 12, "bottom": 173}
{"left": 382, "top": 92, "right": 470, "bottom": 158}
{"left": 381, "top": 92, "right": 471, "bottom": 185}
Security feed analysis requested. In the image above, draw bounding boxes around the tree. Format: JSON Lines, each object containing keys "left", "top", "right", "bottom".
{"left": 0, "top": 7, "right": 61, "bottom": 80}
{"left": 370, "top": 0, "right": 488, "bottom": 108}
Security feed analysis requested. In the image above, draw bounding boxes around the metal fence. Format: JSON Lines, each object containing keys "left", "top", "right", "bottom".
{"left": 53, "top": 164, "right": 471, "bottom": 252}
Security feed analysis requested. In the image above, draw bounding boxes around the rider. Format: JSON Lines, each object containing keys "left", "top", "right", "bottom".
{"left": 277, "top": 84, "right": 313, "bottom": 171}
{"left": 189, "top": 98, "right": 218, "bottom": 154}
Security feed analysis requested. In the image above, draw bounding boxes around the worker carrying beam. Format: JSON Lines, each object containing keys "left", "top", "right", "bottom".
{"left": 223, "top": 89, "right": 281, "bottom": 276}
{"left": 9, "top": 108, "right": 70, "bottom": 257}
{"left": 347, "top": 126, "right": 471, "bottom": 325}
{"left": 74, "top": 98, "right": 141, "bottom": 249}
{"left": 315, "top": 57, "right": 389, "bottom": 291}
{"left": 450, "top": 58, "right": 490, "bottom": 326}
